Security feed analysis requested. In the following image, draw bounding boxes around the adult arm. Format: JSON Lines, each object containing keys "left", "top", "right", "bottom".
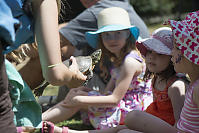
{"left": 32, "top": 0, "right": 86, "bottom": 87}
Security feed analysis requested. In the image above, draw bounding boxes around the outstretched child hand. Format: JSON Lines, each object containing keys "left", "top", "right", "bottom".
{"left": 62, "top": 87, "right": 88, "bottom": 107}
{"left": 67, "top": 56, "right": 87, "bottom": 88}
{"left": 71, "top": 86, "right": 93, "bottom": 92}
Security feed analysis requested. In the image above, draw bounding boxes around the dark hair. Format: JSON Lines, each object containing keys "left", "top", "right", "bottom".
{"left": 143, "top": 59, "right": 176, "bottom": 81}
{"left": 98, "top": 30, "right": 137, "bottom": 67}
{"left": 23, "top": 0, "right": 61, "bottom": 18}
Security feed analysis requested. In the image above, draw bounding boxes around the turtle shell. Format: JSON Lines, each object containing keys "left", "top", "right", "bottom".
{"left": 63, "top": 56, "right": 92, "bottom": 73}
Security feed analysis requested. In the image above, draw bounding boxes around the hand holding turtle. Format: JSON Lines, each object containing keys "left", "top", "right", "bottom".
{"left": 34, "top": 49, "right": 101, "bottom": 96}
{"left": 67, "top": 56, "right": 87, "bottom": 88}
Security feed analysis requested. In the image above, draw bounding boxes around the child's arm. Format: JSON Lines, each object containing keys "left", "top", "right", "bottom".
{"left": 101, "top": 77, "right": 115, "bottom": 94}
{"left": 168, "top": 79, "right": 186, "bottom": 125}
{"left": 63, "top": 57, "right": 142, "bottom": 107}
{"left": 193, "top": 82, "right": 199, "bottom": 107}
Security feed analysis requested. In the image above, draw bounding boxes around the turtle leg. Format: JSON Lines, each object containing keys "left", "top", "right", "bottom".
{"left": 83, "top": 69, "right": 93, "bottom": 86}
{"left": 34, "top": 81, "right": 50, "bottom": 96}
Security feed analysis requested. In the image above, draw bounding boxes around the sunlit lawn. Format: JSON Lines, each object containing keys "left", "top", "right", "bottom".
{"left": 41, "top": 85, "right": 94, "bottom": 130}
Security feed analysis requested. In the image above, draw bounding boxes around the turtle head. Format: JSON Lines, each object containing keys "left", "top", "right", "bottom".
{"left": 91, "top": 49, "right": 102, "bottom": 65}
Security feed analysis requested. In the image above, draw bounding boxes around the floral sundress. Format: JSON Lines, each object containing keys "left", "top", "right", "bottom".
{"left": 86, "top": 52, "right": 153, "bottom": 129}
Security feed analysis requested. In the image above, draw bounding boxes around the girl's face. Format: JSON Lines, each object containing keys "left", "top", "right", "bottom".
{"left": 145, "top": 50, "right": 171, "bottom": 73}
{"left": 171, "top": 45, "right": 184, "bottom": 73}
{"left": 101, "top": 30, "right": 130, "bottom": 56}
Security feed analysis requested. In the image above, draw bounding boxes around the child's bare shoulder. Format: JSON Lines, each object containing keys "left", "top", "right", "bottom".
{"left": 168, "top": 74, "right": 188, "bottom": 96}
{"left": 193, "top": 80, "right": 199, "bottom": 106}
{"left": 124, "top": 51, "right": 142, "bottom": 64}
{"left": 170, "top": 79, "right": 187, "bottom": 89}
{"left": 123, "top": 56, "right": 142, "bottom": 69}
{"left": 171, "top": 73, "right": 189, "bottom": 87}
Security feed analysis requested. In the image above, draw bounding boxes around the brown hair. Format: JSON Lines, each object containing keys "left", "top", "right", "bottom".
{"left": 23, "top": 0, "right": 61, "bottom": 20}
{"left": 143, "top": 59, "right": 176, "bottom": 81}
{"left": 98, "top": 30, "right": 137, "bottom": 67}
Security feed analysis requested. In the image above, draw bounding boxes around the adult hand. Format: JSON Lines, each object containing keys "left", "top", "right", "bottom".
{"left": 44, "top": 60, "right": 86, "bottom": 87}
{"left": 67, "top": 56, "right": 87, "bottom": 88}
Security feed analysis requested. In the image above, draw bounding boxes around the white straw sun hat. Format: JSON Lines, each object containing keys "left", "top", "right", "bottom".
{"left": 136, "top": 27, "right": 173, "bottom": 57}
{"left": 85, "top": 7, "right": 139, "bottom": 49}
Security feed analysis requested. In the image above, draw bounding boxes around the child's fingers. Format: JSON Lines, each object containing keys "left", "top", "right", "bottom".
{"left": 71, "top": 86, "right": 86, "bottom": 91}
{"left": 76, "top": 90, "right": 89, "bottom": 96}
{"left": 79, "top": 86, "right": 92, "bottom": 92}
{"left": 70, "top": 89, "right": 87, "bottom": 96}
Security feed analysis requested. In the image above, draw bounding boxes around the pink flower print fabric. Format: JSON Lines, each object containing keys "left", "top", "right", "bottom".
{"left": 168, "top": 11, "right": 199, "bottom": 65}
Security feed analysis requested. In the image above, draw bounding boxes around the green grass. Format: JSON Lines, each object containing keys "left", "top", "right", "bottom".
{"left": 42, "top": 85, "right": 59, "bottom": 96}
{"left": 56, "top": 112, "right": 94, "bottom": 130}
{"left": 147, "top": 23, "right": 166, "bottom": 34}
{"left": 40, "top": 85, "right": 94, "bottom": 130}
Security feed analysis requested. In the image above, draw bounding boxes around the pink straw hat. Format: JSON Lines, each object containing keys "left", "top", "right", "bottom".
{"left": 168, "top": 11, "right": 199, "bottom": 65}
{"left": 136, "top": 27, "right": 173, "bottom": 57}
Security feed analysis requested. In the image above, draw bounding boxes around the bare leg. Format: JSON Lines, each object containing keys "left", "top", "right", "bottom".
{"left": 118, "top": 129, "right": 142, "bottom": 133}
{"left": 125, "top": 110, "right": 178, "bottom": 133}
{"left": 42, "top": 101, "right": 80, "bottom": 123}
{"left": 17, "top": 126, "right": 36, "bottom": 133}
{"left": 52, "top": 125, "right": 127, "bottom": 133}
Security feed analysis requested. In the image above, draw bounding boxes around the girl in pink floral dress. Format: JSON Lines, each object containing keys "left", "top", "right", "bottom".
{"left": 87, "top": 51, "right": 153, "bottom": 129}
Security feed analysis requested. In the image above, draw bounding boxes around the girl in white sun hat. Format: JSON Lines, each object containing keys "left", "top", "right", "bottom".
{"left": 42, "top": 7, "right": 153, "bottom": 131}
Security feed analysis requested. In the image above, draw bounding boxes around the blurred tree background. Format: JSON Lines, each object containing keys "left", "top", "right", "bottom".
{"left": 130, "top": 0, "right": 199, "bottom": 25}
{"left": 59, "top": 0, "right": 199, "bottom": 25}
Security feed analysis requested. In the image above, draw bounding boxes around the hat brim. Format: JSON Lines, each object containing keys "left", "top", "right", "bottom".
{"left": 136, "top": 38, "right": 171, "bottom": 57}
{"left": 86, "top": 24, "right": 139, "bottom": 49}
